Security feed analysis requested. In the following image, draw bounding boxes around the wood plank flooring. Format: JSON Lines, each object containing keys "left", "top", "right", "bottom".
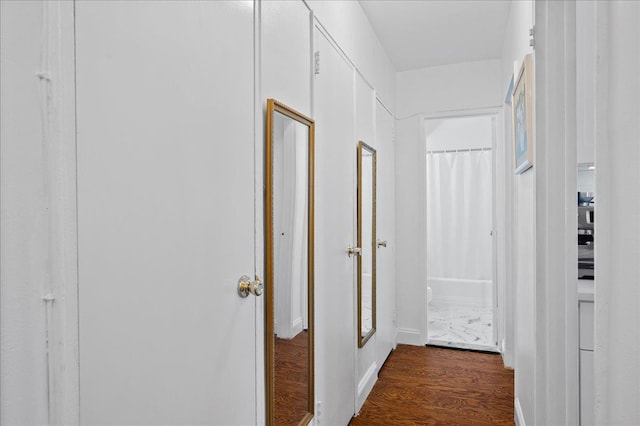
{"left": 350, "top": 344, "right": 514, "bottom": 426}
{"left": 274, "top": 330, "right": 309, "bottom": 425}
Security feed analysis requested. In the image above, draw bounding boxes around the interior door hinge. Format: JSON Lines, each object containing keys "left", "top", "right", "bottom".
{"left": 314, "top": 51, "right": 320, "bottom": 75}
{"left": 529, "top": 26, "right": 535, "bottom": 48}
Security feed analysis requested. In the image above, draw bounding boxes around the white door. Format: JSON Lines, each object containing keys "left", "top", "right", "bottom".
{"left": 75, "top": 2, "right": 258, "bottom": 424}
{"left": 313, "top": 28, "right": 357, "bottom": 426}
{"left": 375, "top": 101, "right": 396, "bottom": 365}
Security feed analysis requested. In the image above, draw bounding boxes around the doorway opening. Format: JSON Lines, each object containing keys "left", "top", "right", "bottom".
{"left": 425, "top": 114, "right": 498, "bottom": 352}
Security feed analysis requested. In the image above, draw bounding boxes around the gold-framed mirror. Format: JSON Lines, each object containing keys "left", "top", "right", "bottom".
{"left": 265, "top": 99, "right": 314, "bottom": 426}
{"left": 357, "top": 141, "right": 376, "bottom": 348}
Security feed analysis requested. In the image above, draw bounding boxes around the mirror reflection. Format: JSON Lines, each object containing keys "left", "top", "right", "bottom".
{"left": 358, "top": 141, "right": 376, "bottom": 347}
{"left": 578, "top": 162, "right": 595, "bottom": 279}
{"left": 266, "top": 99, "right": 314, "bottom": 426}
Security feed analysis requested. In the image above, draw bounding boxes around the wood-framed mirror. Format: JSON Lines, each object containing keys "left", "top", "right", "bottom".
{"left": 265, "top": 99, "right": 314, "bottom": 426}
{"left": 357, "top": 141, "right": 376, "bottom": 348}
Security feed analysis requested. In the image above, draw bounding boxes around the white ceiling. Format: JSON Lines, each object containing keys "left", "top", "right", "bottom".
{"left": 359, "top": 0, "right": 512, "bottom": 72}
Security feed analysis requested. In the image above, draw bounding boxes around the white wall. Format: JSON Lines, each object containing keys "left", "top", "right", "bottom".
{"left": 262, "top": 0, "right": 312, "bottom": 117}
{"left": 397, "top": 60, "right": 502, "bottom": 120}
{"left": 395, "top": 59, "right": 501, "bottom": 345}
{"left": 426, "top": 116, "right": 494, "bottom": 151}
{"left": 594, "top": 1, "right": 640, "bottom": 424}
{"left": 499, "top": 1, "right": 534, "bottom": 423}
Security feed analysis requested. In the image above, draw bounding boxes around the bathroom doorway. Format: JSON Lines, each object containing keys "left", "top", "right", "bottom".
{"left": 425, "top": 114, "right": 498, "bottom": 352}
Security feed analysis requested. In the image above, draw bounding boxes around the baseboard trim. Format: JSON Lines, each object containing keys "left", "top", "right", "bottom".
{"left": 515, "top": 397, "right": 526, "bottom": 426}
{"left": 396, "top": 328, "right": 423, "bottom": 346}
{"left": 292, "top": 317, "right": 303, "bottom": 335}
{"left": 356, "top": 362, "right": 378, "bottom": 412}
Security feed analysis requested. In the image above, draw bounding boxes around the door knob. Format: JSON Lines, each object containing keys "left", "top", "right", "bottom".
{"left": 238, "top": 275, "right": 263, "bottom": 298}
{"left": 377, "top": 239, "right": 388, "bottom": 248}
{"left": 347, "top": 246, "right": 361, "bottom": 257}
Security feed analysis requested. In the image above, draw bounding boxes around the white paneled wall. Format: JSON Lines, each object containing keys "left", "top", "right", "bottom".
{"left": 0, "top": 1, "right": 396, "bottom": 425}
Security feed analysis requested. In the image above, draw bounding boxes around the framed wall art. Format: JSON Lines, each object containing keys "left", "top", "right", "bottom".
{"left": 512, "top": 54, "right": 534, "bottom": 174}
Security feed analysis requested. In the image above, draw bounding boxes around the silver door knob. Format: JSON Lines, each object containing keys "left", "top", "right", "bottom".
{"left": 238, "top": 275, "right": 263, "bottom": 298}
{"left": 347, "top": 246, "right": 361, "bottom": 257}
{"left": 377, "top": 240, "right": 387, "bottom": 248}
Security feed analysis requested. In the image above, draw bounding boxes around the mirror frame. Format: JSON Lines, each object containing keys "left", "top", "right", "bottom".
{"left": 265, "top": 98, "right": 315, "bottom": 426}
{"left": 357, "top": 140, "right": 376, "bottom": 348}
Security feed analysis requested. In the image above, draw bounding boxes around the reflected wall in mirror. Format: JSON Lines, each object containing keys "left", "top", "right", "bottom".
{"left": 266, "top": 99, "right": 314, "bottom": 426}
{"left": 358, "top": 141, "right": 376, "bottom": 347}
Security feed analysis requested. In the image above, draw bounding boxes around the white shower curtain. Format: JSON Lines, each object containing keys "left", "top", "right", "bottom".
{"left": 426, "top": 150, "right": 492, "bottom": 281}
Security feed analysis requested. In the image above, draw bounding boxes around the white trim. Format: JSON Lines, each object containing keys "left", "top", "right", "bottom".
{"left": 501, "top": 90, "right": 516, "bottom": 369}
{"left": 355, "top": 362, "right": 378, "bottom": 413}
{"left": 534, "top": 1, "right": 579, "bottom": 423}
{"left": 515, "top": 397, "right": 527, "bottom": 426}
{"left": 491, "top": 114, "right": 499, "bottom": 351}
{"left": 291, "top": 317, "right": 304, "bottom": 337}
{"left": 41, "top": 1, "right": 80, "bottom": 423}
{"left": 313, "top": 20, "right": 355, "bottom": 81}
{"left": 253, "top": 1, "right": 265, "bottom": 424}
{"left": 419, "top": 116, "right": 428, "bottom": 346}
{"left": 376, "top": 96, "right": 393, "bottom": 118}
{"left": 396, "top": 328, "right": 423, "bottom": 346}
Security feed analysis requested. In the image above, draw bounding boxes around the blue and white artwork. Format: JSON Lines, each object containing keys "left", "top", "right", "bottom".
{"left": 514, "top": 81, "right": 531, "bottom": 173}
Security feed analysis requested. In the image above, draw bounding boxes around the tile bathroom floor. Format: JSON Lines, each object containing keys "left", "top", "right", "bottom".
{"left": 427, "top": 300, "right": 496, "bottom": 350}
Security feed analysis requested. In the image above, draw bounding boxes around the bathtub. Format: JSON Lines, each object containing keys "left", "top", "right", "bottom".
{"left": 427, "top": 277, "right": 492, "bottom": 308}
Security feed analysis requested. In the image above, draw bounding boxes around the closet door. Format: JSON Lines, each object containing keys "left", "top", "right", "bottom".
{"left": 375, "top": 101, "right": 396, "bottom": 367}
{"left": 313, "top": 27, "right": 357, "bottom": 426}
{"left": 75, "top": 2, "right": 257, "bottom": 424}
{"left": 354, "top": 76, "right": 377, "bottom": 412}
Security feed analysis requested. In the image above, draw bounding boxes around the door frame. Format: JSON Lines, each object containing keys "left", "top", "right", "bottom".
{"left": 254, "top": 1, "right": 265, "bottom": 425}
{"left": 420, "top": 107, "right": 502, "bottom": 350}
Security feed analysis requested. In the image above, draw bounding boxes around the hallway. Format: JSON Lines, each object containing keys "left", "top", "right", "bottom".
{"left": 350, "top": 345, "right": 514, "bottom": 425}
{"left": 3, "top": 1, "right": 640, "bottom": 425}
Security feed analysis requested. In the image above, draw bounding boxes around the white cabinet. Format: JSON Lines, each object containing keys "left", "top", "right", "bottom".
{"left": 580, "top": 350, "right": 595, "bottom": 425}
{"left": 579, "top": 301, "right": 594, "bottom": 350}
{"left": 579, "top": 301, "right": 595, "bottom": 425}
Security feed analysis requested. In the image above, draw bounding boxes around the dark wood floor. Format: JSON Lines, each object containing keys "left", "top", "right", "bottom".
{"left": 350, "top": 344, "right": 514, "bottom": 426}
{"left": 274, "top": 330, "right": 309, "bottom": 426}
